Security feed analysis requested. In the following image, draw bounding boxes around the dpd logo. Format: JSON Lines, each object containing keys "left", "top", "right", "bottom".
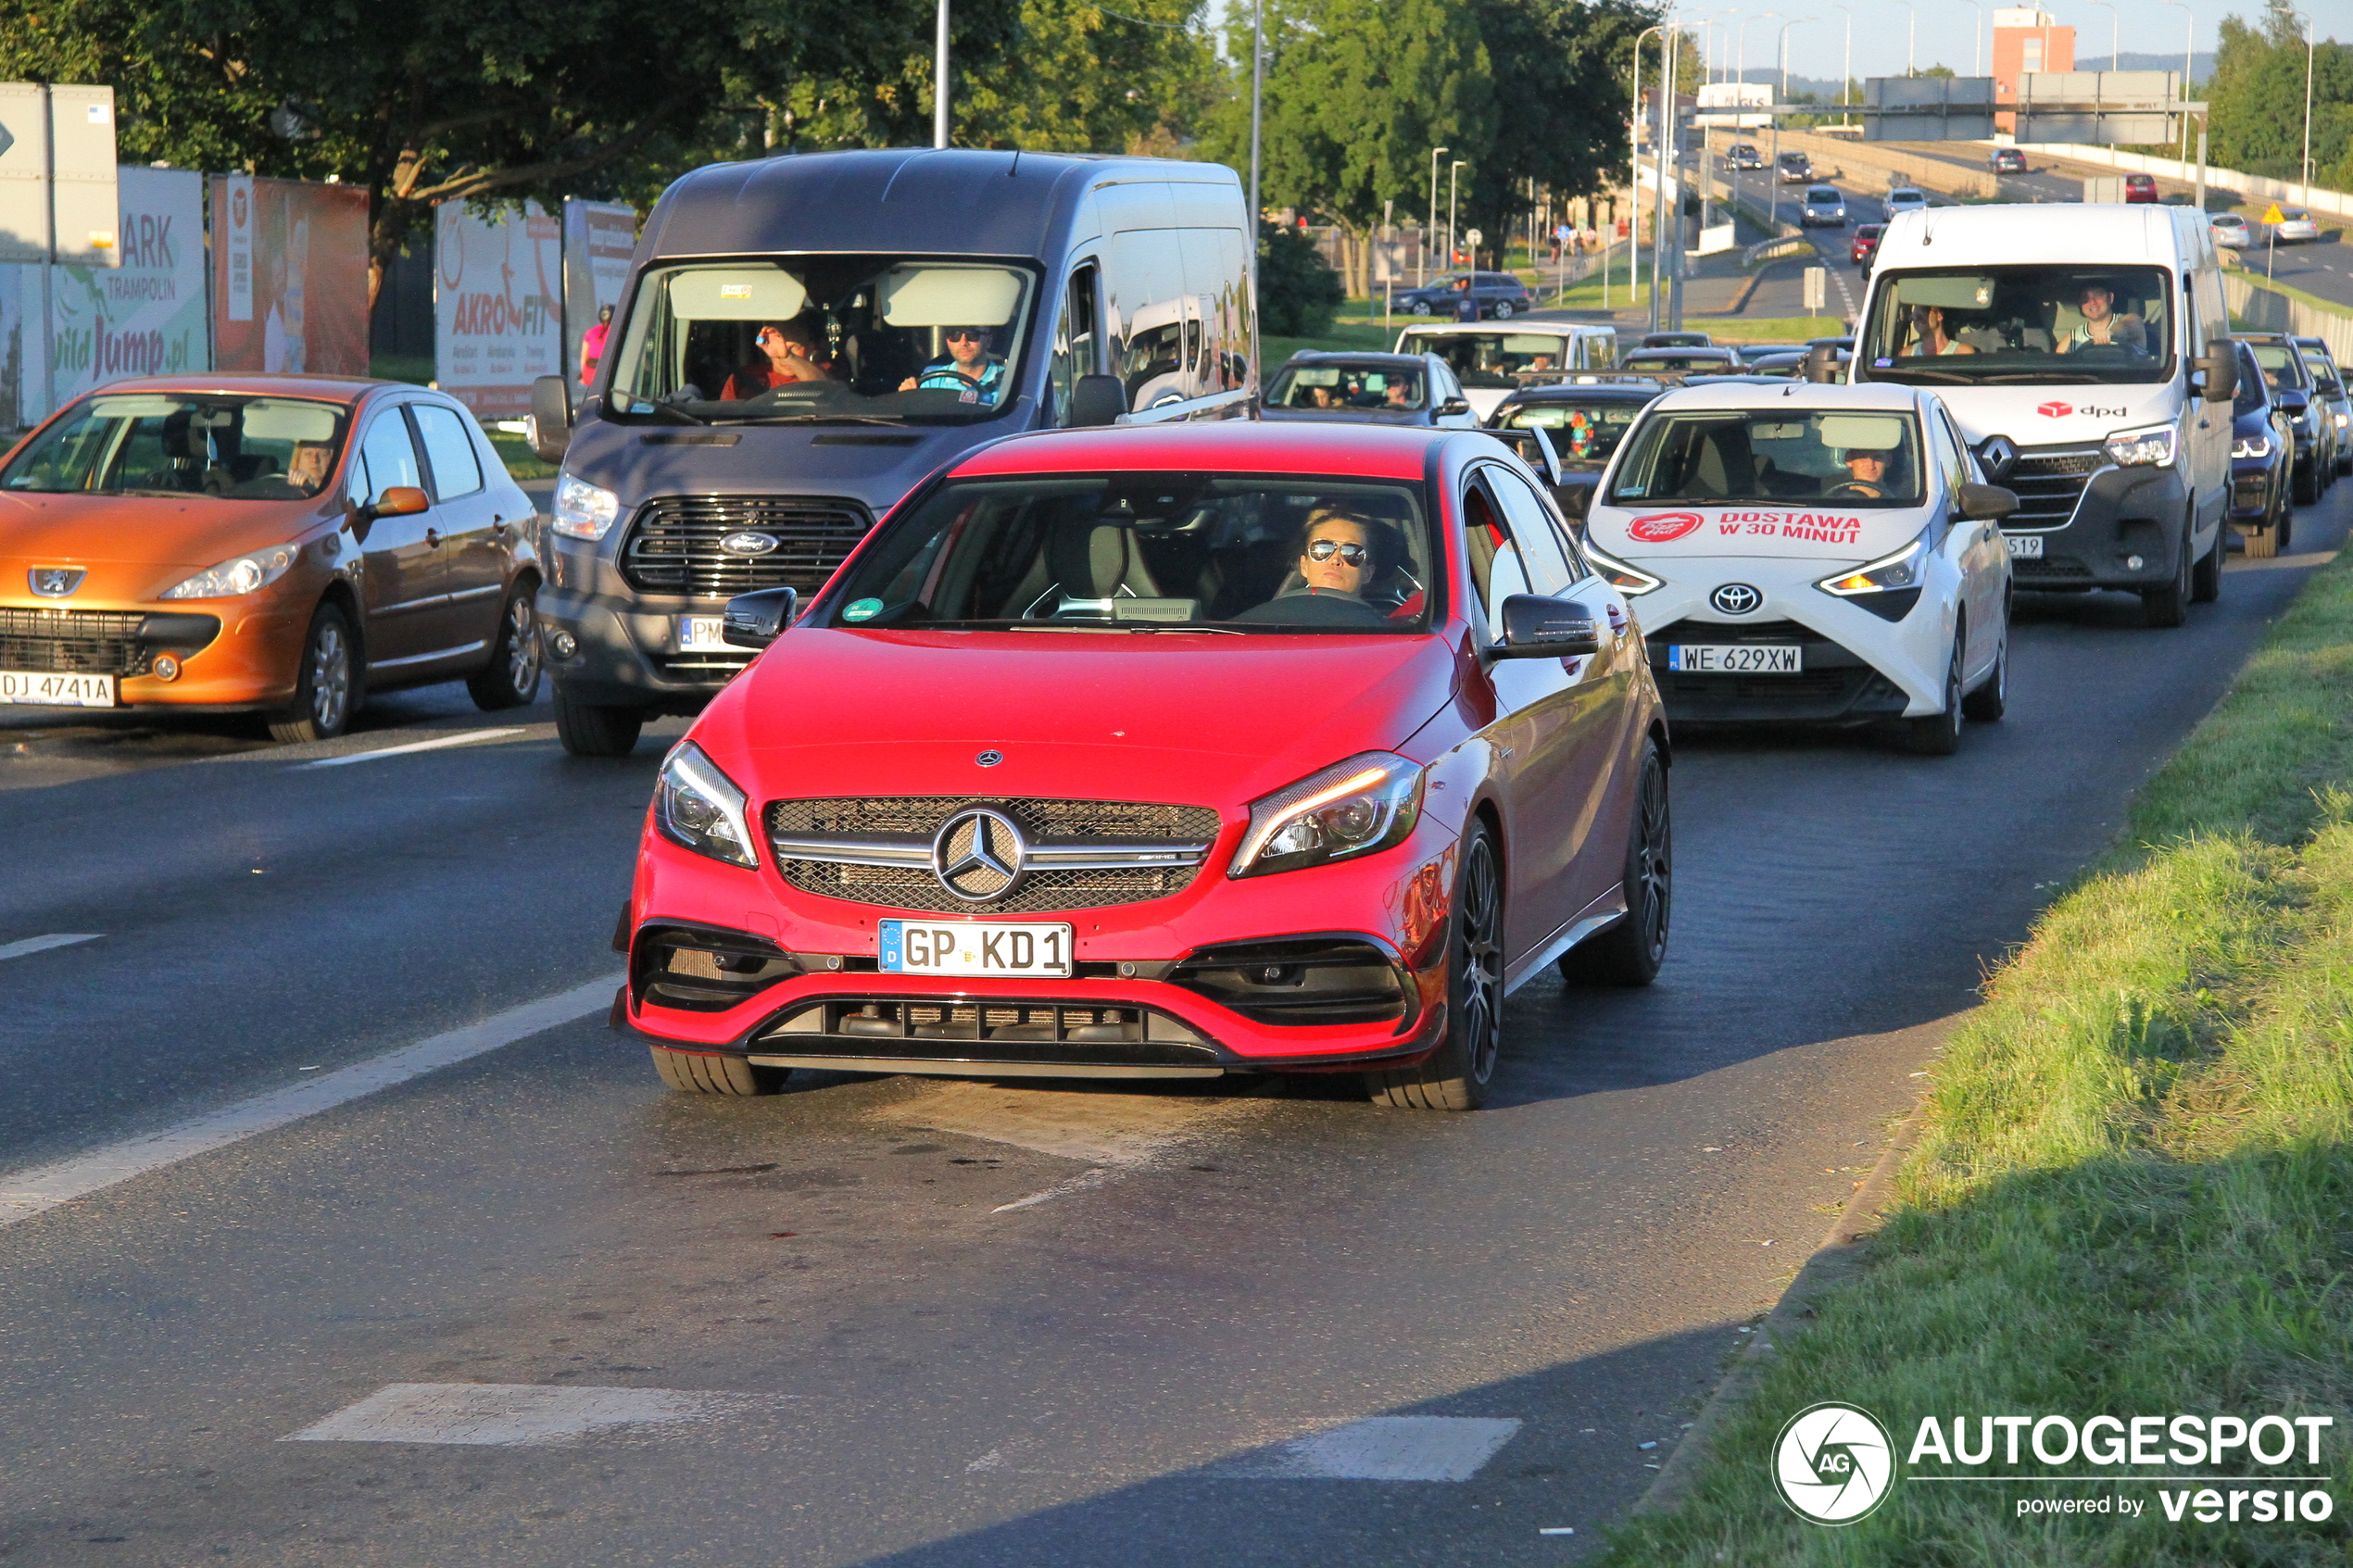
{"left": 2035, "top": 401, "right": 2074, "bottom": 418}
{"left": 1773, "top": 1402, "right": 1895, "bottom": 1525}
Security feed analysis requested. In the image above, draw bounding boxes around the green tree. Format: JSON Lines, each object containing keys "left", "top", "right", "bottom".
{"left": 956, "top": 0, "right": 1224, "bottom": 153}
{"left": 2208, "top": 2, "right": 2352, "bottom": 184}
{"left": 1254, "top": 218, "right": 1343, "bottom": 333}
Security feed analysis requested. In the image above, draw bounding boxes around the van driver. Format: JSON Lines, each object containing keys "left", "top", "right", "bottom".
{"left": 2057, "top": 282, "right": 2147, "bottom": 355}
{"left": 900, "top": 326, "right": 1007, "bottom": 404}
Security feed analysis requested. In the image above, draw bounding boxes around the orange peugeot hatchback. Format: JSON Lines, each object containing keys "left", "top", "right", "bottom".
{"left": 0, "top": 375, "right": 543, "bottom": 740}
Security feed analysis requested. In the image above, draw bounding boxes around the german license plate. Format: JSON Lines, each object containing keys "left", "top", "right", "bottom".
{"left": 0, "top": 670, "right": 117, "bottom": 707}
{"left": 2005, "top": 533, "right": 2045, "bottom": 558}
{"left": 1666, "top": 644, "right": 1801, "bottom": 673}
{"left": 879, "top": 920, "right": 1075, "bottom": 979}
{"left": 677, "top": 615, "right": 731, "bottom": 652}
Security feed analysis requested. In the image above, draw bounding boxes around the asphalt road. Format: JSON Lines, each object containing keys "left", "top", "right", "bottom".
{"left": 2, "top": 479, "right": 2348, "bottom": 1566}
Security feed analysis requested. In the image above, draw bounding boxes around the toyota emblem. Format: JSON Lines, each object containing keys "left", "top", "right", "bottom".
{"left": 932, "top": 808, "right": 1026, "bottom": 903}
{"left": 1709, "top": 583, "right": 1763, "bottom": 616}
{"left": 718, "top": 531, "right": 780, "bottom": 557}
{"left": 28, "top": 567, "right": 84, "bottom": 598}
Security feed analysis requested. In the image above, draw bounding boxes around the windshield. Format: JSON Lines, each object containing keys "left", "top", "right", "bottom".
{"left": 1267, "top": 362, "right": 1425, "bottom": 411}
{"left": 1858, "top": 264, "right": 2174, "bottom": 385}
{"left": 2249, "top": 343, "right": 2308, "bottom": 389}
{"left": 1, "top": 394, "right": 348, "bottom": 500}
{"left": 1499, "top": 399, "right": 1646, "bottom": 470}
{"left": 1606, "top": 408, "right": 1925, "bottom": 508}
{"left": 608, "top": 257, "right": 1036, "bottom": 425}
{"left": 821, "top": 474, "right": 1437, "bottom": 634}
{"left": 1413, "top": 331, "right": 1579, "bottom": 388}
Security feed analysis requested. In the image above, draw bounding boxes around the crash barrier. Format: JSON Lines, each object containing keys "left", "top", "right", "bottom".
{"left": 1744, "top": 234, "right": 1816, "bottom": 267}
{"left": 2010, "top": 142, "right": 2352, "bottom": 222}
{"left": 2225, "top": 273, "right": 2353, "bottom": 362}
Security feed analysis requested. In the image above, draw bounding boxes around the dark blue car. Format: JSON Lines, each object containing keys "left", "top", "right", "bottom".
{"left": 2231, "top": 341, "right": 2297, "bottom": 557}
{"left": 1391, "top": 270, "right": 1535, "bottom": 320}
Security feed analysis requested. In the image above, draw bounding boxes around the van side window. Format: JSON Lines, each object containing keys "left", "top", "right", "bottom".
{"left": 1049, "top": 265, "right": 1101, "bottom": 428}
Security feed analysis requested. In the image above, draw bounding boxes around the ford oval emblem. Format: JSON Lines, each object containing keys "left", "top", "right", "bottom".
{"left": 719, "top": 531, "right": 779, "bottom": 557}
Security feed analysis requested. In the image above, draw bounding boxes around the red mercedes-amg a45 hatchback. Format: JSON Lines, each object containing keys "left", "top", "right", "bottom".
{"left": 621, "top": 423, "right": 1669, "bottom": 1110}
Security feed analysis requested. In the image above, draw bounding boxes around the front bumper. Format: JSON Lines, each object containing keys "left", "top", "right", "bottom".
{"left": 0, "top": 598, "right": 296, "bottom": 709}
{"left": 1994, "top": 446, "right": 2193, "bottom": 592}
{"left": 2231, "top": 458, "right": 2282, "bottom": 521}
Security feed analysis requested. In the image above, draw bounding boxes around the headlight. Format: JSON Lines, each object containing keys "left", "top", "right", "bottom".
{"left": 2233, "top": 433, "right": 2272, "bottom": 458}
{"left": 553, "top": 471, "right": 621, "bottom": 541}
{"left": 1582, "top": 540, "right": 1666, "bottom": 596}
{"left": 159, "top": 541, "right": 302, "bottom": 599}
{"left": 2102, "top": 422, "right": 2177, "bottom": 468}
{"left": 1230, "top": 752, "right": 1425, "bottom": 880}
{"left": 654, "top": 742, "right": 757, "bottom": 869}
{"left": 2334, "top": 412, "right": 2347, "bottom": 428}
{"left": 1818, "top": 530, "right": 1930, "bottom": 596}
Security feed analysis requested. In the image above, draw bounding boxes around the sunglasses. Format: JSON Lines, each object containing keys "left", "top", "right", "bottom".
{"left": 944, "top": 329, "right": 986, "bottom": 343}
{"left": 1304, "top": 538, "right": 1368, "bottom": 565}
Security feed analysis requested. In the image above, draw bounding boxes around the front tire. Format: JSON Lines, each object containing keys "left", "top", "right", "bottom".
{"left": 1412, "top": 300, "right": 1434, "bottom": 317}
{"left": 553, "top": 681, "right": 647, "bottom": 758}
{"left": 649, "top": 1046, "right": 789, "bottom": 1096}
{"left": 1559, "top": 738, "right": 1671, "bottom": 986}
{"left": 1960, "top": 608, "right": 2008, "bottom": 720}
{"left": 1367, "top": 821, "right": 1504, "bottom": 1111}
{"left": 467, "top": 583, "right": 543, "bottom": 710}
{"left": 268, "top": 603, "right": 358, "bottom": 744}
{"left": 1904, "top": 628, "right": 1965, "bottom": 755}
{"left": 2141, "top": 524, "right": 2193, "bottom": 628}
{"left": 2190, "top": 525, "right": 2223, "bottom": 604}
{"left": 1492, "top": 300, "right": 1516, "bottom": 320}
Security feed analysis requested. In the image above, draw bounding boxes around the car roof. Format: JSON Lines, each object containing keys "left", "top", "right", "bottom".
{"left": 1501, "top": 383, "right": 1662, "bottom": 403}
{"left": 1398, "top": 320, "right": 1596, "bottom": 339}
{"left": 1279, "top": 352, "right": 1429, "bottom": 370}
{"left": 1648, "top": 381, "right": 1920, "bottom": 413}
{"left": 953, "top": 421, "right": 1448, "bottom": 481}
{"left": 57, "top": 372, "right": 389, "bottom": 405}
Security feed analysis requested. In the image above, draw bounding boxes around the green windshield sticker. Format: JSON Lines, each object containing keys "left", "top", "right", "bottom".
{"left": 843, "top": 597, "right": 884, "bottom": 622}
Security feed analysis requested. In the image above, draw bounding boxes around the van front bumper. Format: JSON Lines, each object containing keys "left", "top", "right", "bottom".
{"left": 2000, "top": 458, "right": 2193, "bottom": 593}
{"left": 536, "top": 580, "right": 749, "bottom": 716}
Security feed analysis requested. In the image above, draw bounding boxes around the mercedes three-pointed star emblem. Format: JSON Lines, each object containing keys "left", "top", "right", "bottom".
{"left": 932, "top": 808, "right": 1027, "bottom": 903}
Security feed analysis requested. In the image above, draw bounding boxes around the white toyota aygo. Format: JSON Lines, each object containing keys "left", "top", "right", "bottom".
{"left": 1579, "top": 383, "right": 2016, "bottom": 754}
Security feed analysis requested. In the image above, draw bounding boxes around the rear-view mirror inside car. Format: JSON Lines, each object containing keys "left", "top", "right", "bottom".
{"left": 722, "top": 587, "right": 799, "bottom": 649}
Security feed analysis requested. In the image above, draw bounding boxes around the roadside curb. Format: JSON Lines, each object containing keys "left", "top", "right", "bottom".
{"left": 1630, "top": 1087, "right": 1935, "bottom": 1517}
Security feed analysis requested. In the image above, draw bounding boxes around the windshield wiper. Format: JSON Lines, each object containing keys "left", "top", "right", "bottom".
{"left": 1860, "top": 366, "right": 1972, "bottom": 384}
{"left": 630, "top": 399, "right": 711, "bottom": 426}
{"left": 1974, "top": 370, "right": 2108, "bottom": 384}
{"left": 724, "top": 412, "right": 911, "bottom": 427}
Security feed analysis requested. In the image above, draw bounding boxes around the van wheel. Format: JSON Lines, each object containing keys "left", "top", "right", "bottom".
{"left": 1367, "top": 822, "right": 1502, "bottom": 1111}
{"left": 2190, "top": 527, "right": 2223, "bottom": 603}
{"left": 553, "top": 682, "right": 647, "bottom": 757}
{"left": 1559, "top": 740, "right": 1670, "bottom": 985}
{"left": 267, "top": 603, "right": 358, "bottom": 744}
{"left": 1904, "top": 630, "right": 1965, "bottom": 755}
{"left": 649, "top": 1046, "right": 789, "bottom": 1096}
{"left": 467, "top": 583, "right": 542, "bottom": 710}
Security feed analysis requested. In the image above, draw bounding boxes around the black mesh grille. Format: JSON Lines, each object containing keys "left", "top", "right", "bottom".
{"left": 619, "top": 495, "right": 871, "bottom": 596}
{"left": 1999, "top": 445, "right": 2105, "bottom": 531}
{"left": 766, "top": 797, "right": 1223, "bottom": 915}
{"left": 1664, "top": 671, "right": 1853, "bottom": 702}
{"left": 0, "top": 609, "right": 218, "bottom": 676}
{"left": 2014, "top": 555, "right": 2095, "bottom": 581}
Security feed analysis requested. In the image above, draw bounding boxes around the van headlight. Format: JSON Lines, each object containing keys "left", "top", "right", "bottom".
{"left": 655, "top": 742, "right": 758, "bottom": 869}
{"left": 552, "top": 471, "right": 621, "bottom": 540}
{"left": 1230, "top": 753, "right": 1425, "bottom": 880}
{"left": 2103, "top": 423, "right": 2177, "bottom": 468}
{"left": 160, "top": 541, "right": 302, "bottom": 599}
{"left": 1582, "top": 541, "right": 1666, "bottom": 596}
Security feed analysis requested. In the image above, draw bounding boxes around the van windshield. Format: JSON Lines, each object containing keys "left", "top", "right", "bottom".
{"left": 607, "top": 257, "right": 1037, "bottom": 424}
{"left": 1856, "top": 264, "right": 2174, "bottom": 385}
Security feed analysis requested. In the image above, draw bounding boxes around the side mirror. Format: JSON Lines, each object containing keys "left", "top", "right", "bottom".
{"left": 721, "top": 587, "right": 798, "bottom": 649}
{"left": 1436, "top": 397, "right": 1473, "bottom": 419}
{"left": 1956, "top": 482, "right": 2019, "bottom": 522}
{"left": 2276, "top": 387, "right": 2309, "bottom": 414}
{"left": 372, "top": 485, "right": 430, "bottom": 518}
{"left": 1492, "top": 595, "right": 1602, "bottom": 659}
{"left": 1068, "top": 374, "right": 1128, "bottom": 428}
{"left": 2193, "top": 341, "right": 2240, "bottom": 404}
{"left": 530, "top": 374, "right": 573, "bottom": 463}
{"left": 1804, "top": 345, "right": 1843, "bottom": 383}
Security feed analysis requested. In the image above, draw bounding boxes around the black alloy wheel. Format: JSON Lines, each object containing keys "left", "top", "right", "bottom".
{"left": 1367, "top": 821, "right": 1504, "bottom": 1111}
{"left": 2142, "top": 521, "right": 2194, "bottom": 628}
{"left": 268, "top": 602, "right": 358, "bottom": 744}
{"left": 1559, "top": 737, "right": 1672, "bottom": 986}
{"left": 1905, "top": 627, "right": 1966, "bottom": 756}
{"left": 468, "top": 583, "right": 544, "bottom": 710}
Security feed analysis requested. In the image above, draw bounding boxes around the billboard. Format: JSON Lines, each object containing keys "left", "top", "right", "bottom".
{"left": 561, "top": 199, "right": 636, "bottom": 385}
{"left": 435, "top": 200, "right": 561, "bottom": 420}
{"left": 48, "top": 166, "right": 208, "bottom": 408}
{"left": 210, "top": 174, "right": 371, "bottom": 374}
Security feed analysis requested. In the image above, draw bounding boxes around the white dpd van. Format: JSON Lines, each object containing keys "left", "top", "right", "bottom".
{"left": 1849, "top": 205, "right": 2237, "bottom": 626}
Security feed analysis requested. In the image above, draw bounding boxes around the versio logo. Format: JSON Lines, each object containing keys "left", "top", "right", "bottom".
{"left": 1774, "top": 1402, "right": 1896, "bottom": 1525}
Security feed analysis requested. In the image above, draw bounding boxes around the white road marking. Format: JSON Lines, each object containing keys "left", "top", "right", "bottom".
{"left": 302, "top": 727, "right": 527, "bottom": 768}
{"left": 991, "top": 1166, "right": 1119, "bottom": 1213}
{"left": 0, "top": 974, "right": 620, "bottom": 1226}
{"left": 0, "top": 933, "right": 100, "bottom": 963}
{"left": 894, "top": 1078, "right": 1271, "bottom": 1211}
{"left": 1201, "top": 1417, "right": 1525, "bottom": 1482}
{"left": 283, "top": 1384, "right": 759, "bottom": 1447}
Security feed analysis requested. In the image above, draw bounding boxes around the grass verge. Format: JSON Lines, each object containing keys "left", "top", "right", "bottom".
{"left": 1601, "top": 552, "right": 2353, "bottom": 1564}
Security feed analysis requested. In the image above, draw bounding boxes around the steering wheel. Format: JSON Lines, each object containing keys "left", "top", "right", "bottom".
{"left": 1229, "top": 590, "right": 1391, "bottom": 628}
{"left": 1824, "top": 481, "right": 1884, "bottom": 499}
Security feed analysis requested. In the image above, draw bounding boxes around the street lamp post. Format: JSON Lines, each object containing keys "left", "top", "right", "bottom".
{"left": 1655, "top": 18, "right": 1682, "bottom": 333}
{"left": 1425, "top": 145, "right": 1449, "bottom": 287}
{"left": 2296, "top": 10, "right": 2316, "bottom": 200}
{"left": 934, "top": 0, "right": 950, "bottom": 147}
{"left": 1736, "top": 12, "right": 1776, "bottom": 90}
{"left": 1448, "top": 158, "right": 1466, "bottom": 272}
{"left": 1826, "top": 3, "right": 1854, "bottom": 128}
{"left": 1890, "top": 0, "right": 1914, "bottom": 76}
{"left": 2162, "top": 0, "right": 2193, "bottom": 165}
{"left": 1628, "top": 24, "right": 1664, "bottom": 312}
{"left": 2084, "top": 0, "right": 2120, "bottom": 147}
{"left": 1247, "top": 0, "right": 1264, "bottom": 230}
{"left": 1769, "top": 17, "right": 1812, "bottom": 233}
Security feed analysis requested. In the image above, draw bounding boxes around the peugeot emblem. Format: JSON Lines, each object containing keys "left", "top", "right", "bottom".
{"left": 932, "top": 808, "right": 1026, "bottom": 903}
{"left": 1976, "top": 435, "right": 2018, "bottom": 483}
{"left": 28, "top": 567, "right": 84, "bottom": 598}
{"left": 718, "top": 531, "right": 779, "bottom": 557}
{"left": 1709, "top": 583, "right": 1763, "bottom": 616}
{"left": 975, "top": 749, "right": 1003, "bottom": 768}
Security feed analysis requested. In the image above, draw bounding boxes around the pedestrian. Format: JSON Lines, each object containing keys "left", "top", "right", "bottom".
{"left": 578, "top": 304, "right": 612, "bottom": 388}
{"left": 1453, "top": 276, "right": 1479, "bottom": 323}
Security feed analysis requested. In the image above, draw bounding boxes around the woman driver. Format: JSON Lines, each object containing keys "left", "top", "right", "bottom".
{"left": 1291, "top": 506, "right": 1388, "bottom": 599}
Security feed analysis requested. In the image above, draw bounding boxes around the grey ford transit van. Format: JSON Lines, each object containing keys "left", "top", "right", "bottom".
{"left": 529, "top": 149, "right": 1257, "bottom": 755}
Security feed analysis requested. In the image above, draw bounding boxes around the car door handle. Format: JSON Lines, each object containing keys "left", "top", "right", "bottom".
{"left": 492, "top": 518, "right": 510, "bottom": 536}
{"left": 424, "top": 528, "right": 443, "bottom": 547}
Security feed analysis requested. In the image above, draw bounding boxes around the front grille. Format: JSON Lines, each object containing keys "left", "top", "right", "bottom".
{"left": 1998, "top": 445, "right": 2106, "bottom": 531}
{"left": 618, "top": 495, "right": 871, "bottom": 597}
{"left": 2014, "top": 555, "right": 2095, "bottom": 581}
{"left": 754, "top": 996, "right": 1221, "bottom": 1068}
{"left": 767, "top": 796, "right": 1223, "bottom": 915}
{"left": 1664, "top": 671, "right": 1854, "bottom": 703}
{"left": 0, "top": 608, "right": 219, "bottom": 676}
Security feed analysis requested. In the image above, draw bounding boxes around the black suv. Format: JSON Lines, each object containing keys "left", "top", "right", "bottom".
{"left": 1391, "top": 270, "right": 1535, "bottom": 320}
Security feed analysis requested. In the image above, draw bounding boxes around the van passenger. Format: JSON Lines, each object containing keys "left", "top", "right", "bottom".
{"left": 723, "top": 320, "right": 833, "bottom": 400}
